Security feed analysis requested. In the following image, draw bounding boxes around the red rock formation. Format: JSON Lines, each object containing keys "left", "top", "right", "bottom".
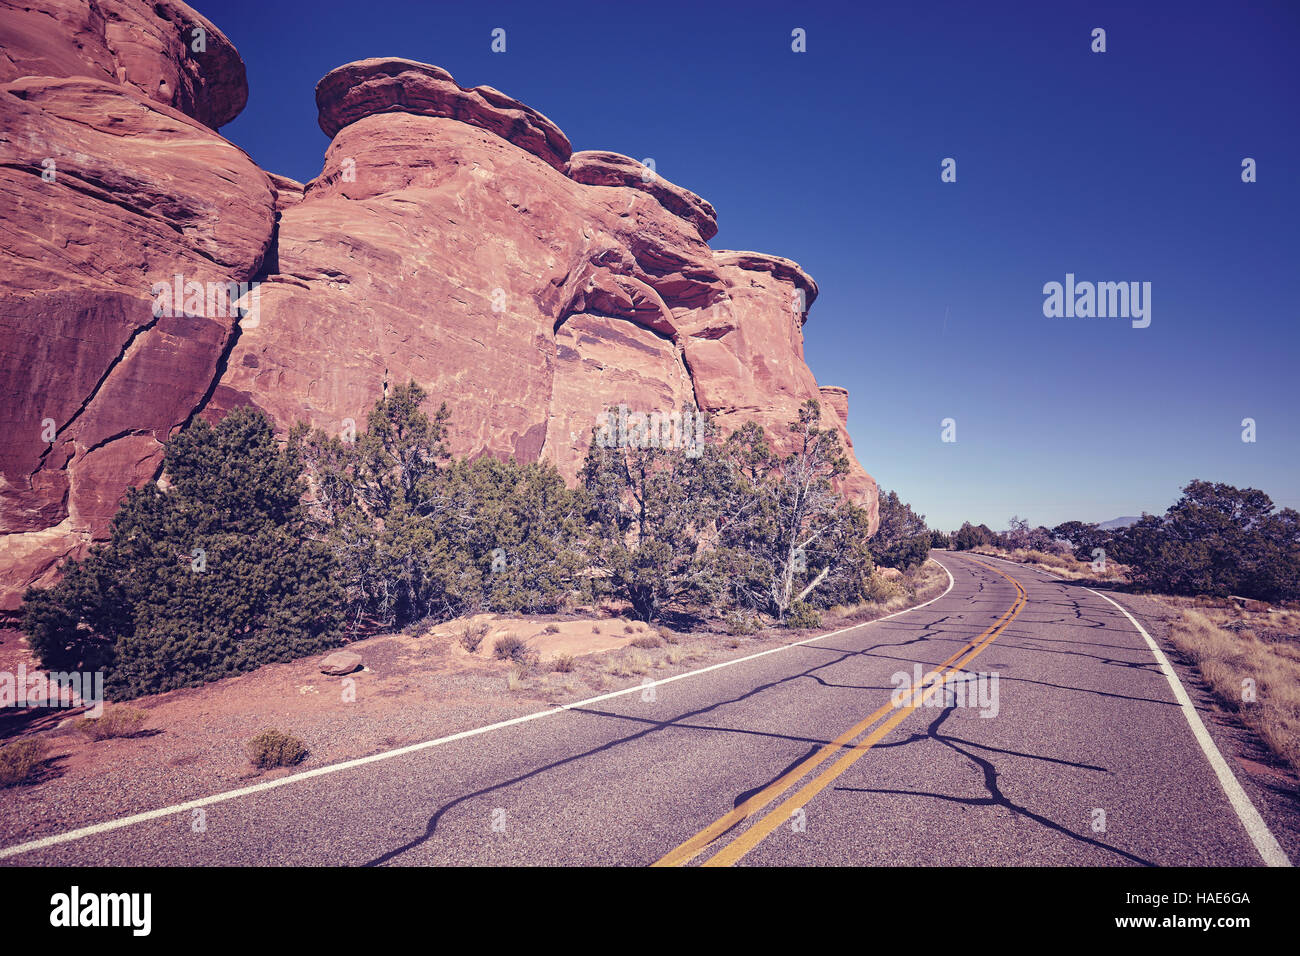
{"left": 0, "top": 0, "right": 247, "bottom": 129}
{"left": 0, "top": 1, "right": 274, "bottom": 608}
{"left": 0, "top": 9, "right": 876, "bottom": 611}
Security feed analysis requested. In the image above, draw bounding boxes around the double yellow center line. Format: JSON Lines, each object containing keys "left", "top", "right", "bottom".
{"left": 653, "top": 558, "right": 1027, "bottom": 867}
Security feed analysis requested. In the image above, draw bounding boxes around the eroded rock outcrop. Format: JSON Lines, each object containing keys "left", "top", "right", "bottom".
{"left": 0, "top": 3, "right": 876, "bottom": 611}
{"left": 0, "top": 0, "right": 274, "bottom": 607}
{"left": 0, "top": 0, "right": 247, "bottom": 129}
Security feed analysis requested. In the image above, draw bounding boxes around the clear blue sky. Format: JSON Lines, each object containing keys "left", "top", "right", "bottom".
{"left": 204, "top": 0, "right": 1299, "bottom": 532}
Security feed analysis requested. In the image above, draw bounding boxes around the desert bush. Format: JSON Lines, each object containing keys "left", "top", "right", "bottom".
{"left": 715, "top": 406, "right": 874, "bottom": 621}
{"left": 0, "top": 739, "right": 48, "bottom": 787}
{"left": 76, "top": 707, "right": 148, "bottom": 741}
{"left": 785, "top": 601, "right": 822, "bottom": 629}
{"left": 552, "top": 653, "right": 575, "bottom": 673}
{"left": 952, "top": 522, "right": 996, "bottom": 551}
{"left": 460, "top": 621, "right": 489, "bottom": 653}
{"left": 725, "top": 611, "right": 758, "bottom": 635}
{"left": 246, "top": 729, "right": 307, "bottom": 769}
{"left": 1051, "top": 521, "right": 1113, "bottom": 562}
{"left": 631, "top": 634, "right": 661, "bottom": 649}
{"left": 294, "top": 384, "right": 589, "bottom": 628}
{"left": 543, "top": 624, "right": 561, "bottom": 634}
{"left": 1000, "top": 516, "right": 1056, "bottom": 553}
{"left": 581, "top": 409, "right": 727, "bottom": 623}
{"left": 866, "top": 574, "right": 905, "bottom": 604}
{"left": 493, "top": 634, "right": 527, "bottom": 661}
{"left": 658, "top": 628, "right": 679, "bottom": 644}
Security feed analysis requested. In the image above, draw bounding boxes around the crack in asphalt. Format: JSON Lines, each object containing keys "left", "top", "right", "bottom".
{"left": 836, "top": 704, "right": 1156, "bottom": 866}
{"left": 357, "top": 597, "right": 1000, "bottom": 866}
{"left": 360, "top": 565, "right": 1156, "bottom": 867}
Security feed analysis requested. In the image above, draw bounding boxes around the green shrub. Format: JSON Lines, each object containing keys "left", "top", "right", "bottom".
{"left": 0, "top": 739, "right": 48, "bottom": 787}
{"left": 247, "top": 729, "right": 307, "bottom": 769}
{"left": 21, "top": 407, "right": 344, "bottom": 699}
{"left": 725, "top": 611, "right": 758, "bottom": 636}
{"left": 1114, "top": 482, "right": 1300, "bottom": 602}
{"left": 581, "top": 409, "right": 728, "bottom": 623}
{"left": 786, "top": 601, "right": 822, "bottom": 629}
{"left": 293, "top": 384, "right": 589, "bottom": 627}
{"left": 871, "top": 490, "right": 932, "bottom": 572}
{"left": 76, "top": 707, "right": 148, "bottom": 741}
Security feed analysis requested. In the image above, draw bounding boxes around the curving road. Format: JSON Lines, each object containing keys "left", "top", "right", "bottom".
{"left": 2, "top": 552, "right": 1292, "bottom": 866}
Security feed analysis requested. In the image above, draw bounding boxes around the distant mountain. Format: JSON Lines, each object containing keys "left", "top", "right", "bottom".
{"left": 1098, "top": 516, "right": 1140, "bottom": 530}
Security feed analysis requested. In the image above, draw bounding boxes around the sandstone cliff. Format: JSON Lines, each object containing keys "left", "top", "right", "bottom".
{"left": 0, "top": 3, "right": 876, "bottom": 611}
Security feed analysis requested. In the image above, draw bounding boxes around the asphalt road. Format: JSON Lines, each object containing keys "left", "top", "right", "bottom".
{"left": 3, "top": 552, "right": 1292, "bottom": 866}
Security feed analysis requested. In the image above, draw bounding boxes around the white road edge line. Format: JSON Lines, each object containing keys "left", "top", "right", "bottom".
{"left": 0, "top": 559, "right": 959, "bottom": 861}
{"left": 1083, "top": 586, "right": 1291, "bottom": 867}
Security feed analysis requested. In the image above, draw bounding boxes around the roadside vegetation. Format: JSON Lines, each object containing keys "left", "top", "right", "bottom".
{"left": 19, "top": 385, "right": 937, "bottom": 701}
{"left": 1164, "top": 601, "right": 1300, "bottom": 775}
{"left": 945, "top": 482, "right": 1299, "bottom": 603}
{"left": 0, "top": 738, "right": 47, "bottom": 787}
{"left": 76, "top": 707, "right": 149, "bottom": 741}
{"left": 246, "top": 729, "right": 308, "bottom": 769}
{"left": 941, "top": 483, "right": 1300, "bottom": 773}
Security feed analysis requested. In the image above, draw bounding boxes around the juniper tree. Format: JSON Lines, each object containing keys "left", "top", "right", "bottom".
{"left": 22, "top": 407, "right": 344, "bottom": 698}
{"left": 871, "top": 490, "right": 932, "bottom": 572}
{"left": 293, "top": 382, "right": 456, "bottom": 627}
{"left": 580, "top": 408, "right": 728, "bottom": 623}
{"left": 718, "top": 400, "right": 872, "bottom": 622}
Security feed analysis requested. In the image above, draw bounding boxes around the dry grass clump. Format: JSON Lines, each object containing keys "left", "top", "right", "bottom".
{"left": 606, "top": 650, "right": 653, "bottom": 677}
{"left": 460, "top": 620, "right": 489, "bottom": 652}
{"left": 76, "top": 706, "right": 149, "bottom": 741}
{"left": 0, "top": 738, "right": 48, "bottom": 787}
{"left": 1167, "top": 609, "right": 1300, "bottom": 772}
{"left": 866, "top": 573, "right": 907, "bottom": 608}
{"left": 631, "top": 634, "right": 661, "bottom": 649}
{"left": 973, "top": 546, "right": 1125, "bottom": 582}
{"left": 552, "top": 653, "right": 575, "bottom": 673}
{"left": 493, "top": 634, "right": 527, "bottom": 661}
